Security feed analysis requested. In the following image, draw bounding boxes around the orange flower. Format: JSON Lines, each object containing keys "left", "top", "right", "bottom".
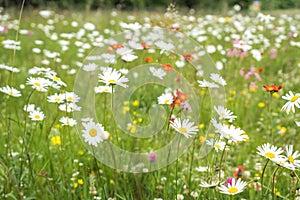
{"left": 162, "top": 63, "right": 173, "bottom": 71}
{"left": 263, "top": 84, "right": 282, "bottom": 93}
{"left": 182, "top": 54, "right": 194, "bottom": 62}
{"left": 144, "top": 57, "right": 153, "bottom": 63}
{"left": 110, "top": 43, "right": 123, "bottom": 49}
{"left": 234, "top": 166, "right": 245, "bottom": 178}
{"left": 141, "top": 42, "right": 150, "bottom": 50}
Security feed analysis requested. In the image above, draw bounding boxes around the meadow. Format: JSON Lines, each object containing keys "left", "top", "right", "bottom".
{"left": 1, "top": 4, "right": 300, "bottom": 200}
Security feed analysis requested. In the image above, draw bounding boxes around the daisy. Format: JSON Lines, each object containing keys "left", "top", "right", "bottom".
{"left": 170, "top": 118, "right": 199, "bottom": 138}
{"left": 23, "top": 104, "right": 35, "bottom": 112}
{"left": 154, "top": 41, "right": 174, "bottom": 53}
{"left": 26, "top": 77, "right": 49, "bottom": 92}
{"left": 47, "top": 93, "right": 64, "bottom": 104}
{"left": 94, "top": 85, "right": 112, "bottom": 93}
{"left": 0, "top": 85, "right": 22, "bottom": 97}
{"left": 214, "top": 106, "right": 237, "bottom": 122}
{"left": 210, "top": 73, "right": 227, "bottom": 86}
{"left": 219, "top": 124, "right": 247, "bottom": 142}
{"left": 157, "top": 92, "right": 174, "bottom": 105}
{"left": 59, "top": 116, "right": 77, "bottom": 127}
{"left": 64, "top": 92, "right": 80, "bottom": 103}
{"left": 98, "top": 68, "right": 128, "bottom": 88}
{"left": 59, "top": 103, "right": 81, "bottom": 112}
{"left": 285, "top": 145, "right": 300, "bottom": 169}
{"left": 45, "top": 72, "right": 67, "bottom": 87}
{"left": 29, "top": 110, "right": 45, "bottom": 121}
{"left": 82, "top": 121, "right": 105, "bottom": 146}
{"left": 218, "top": 178, "right": 247, "bottom": 195}
{"left": 199, "top": 180, "right": 220, "bottom": 188}
{"left": 198, "top": 79, "right": 219, "bottom": 88}
{"left": 206, "top": 139, "right": 227, "bottom": 152}
{"left": 281, "top": 91, "right": 300, "bottom": 114}
{"left": 82, "top": 63, "right": 98, "bottom": 71}
{"left": 257, "top": 143, "right": 284, "bottom": 161}
{"left": 149, "top": 66, "right": 166, "bottom": 80}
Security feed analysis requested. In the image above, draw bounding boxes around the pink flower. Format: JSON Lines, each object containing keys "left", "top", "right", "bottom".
{"left": 269, "top": 49, "right": 277, "bottom": 59}
{"left": 148, "top": 152, "right": 157, "bottom": 163}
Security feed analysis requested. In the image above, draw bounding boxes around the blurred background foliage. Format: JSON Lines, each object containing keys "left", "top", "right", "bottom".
{"left": 1, "top": 0, "right": 300, "bottom": 11}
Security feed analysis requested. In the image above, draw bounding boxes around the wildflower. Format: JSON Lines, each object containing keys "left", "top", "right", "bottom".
{"left": 47, "top": 93, "right": 64, "bottom": 103}
{"left": 285, "top": 145, "right": 300, "bottom": 169}
{"left": 210, "top": 73, "right": 227, "bottom": 86}
{"left": 94, "top": 85, "right": 112, "bottom": 93}
{"left": 206, "top": 139, "right": 227, "bottom": 152}
{"left": 0, "top": 85, "right": 22, "bottom": 97}
{"left": 162, "top": 63, "right": 173, "bottom": 71}
{"left": 176, "top": 194, "right": 184, "bottom": 200}
{"left": 199, "top": 180, "right": 220, "bottom": 188}
{"left": 148, "top": 152, "right": 157, "bottom": 163}
{"left": 218, "top": 178, "right": 247, "bottom": 195}
{"left": 26, "top": 77, "right": 49, "bottom": 92}
{"left": 257, "top": 143, "right": 284, "bottom": 162}
{"left": 64, "top": 92, "right": 80, "bottom": 103}
{"left": 82, "top": 121, "right": 105, "bottom": 146}
{"left": 98, "top": 68, "right": 128, "bottom": 88}
{"left": 144, "top": 57, "right": 153, "bottom": 63}
{"left": 258, "top": 102, "right": 265, "bottom": 108}
{"left": 214, "top": 106, "right": 237, "bottom": 122}
{"left": 51, "top": 136, "right": 61, "bottom": 145}
{"left": 170, "top": 118, "right": 199, "bottom": 138}
{"left": 149, "top": 66, "right": 166, "bottom": 80}
{"left": 219, "top": 124, "right": 247, "bottom": 142}
{"left": 45, "top": 72, "right": 66, "bottom": 87}
{"left": 263, "top": 84, "right": 282, "bottom": 94}
{"left": 157, "top": 92, "right": 174, "bottom": 105}
{"left": 29, "top": 110, "right": 45, "bottom": 121}
{"left": 198, "top": 79, "right": 219, "bottom": 88}
{"left": 281, "top": 91, "right": 300, "bottom": 114}
{"left": 24, "top": 104, "right": 35, "bottom": 112}
{"left": 233, "top": 166, "right": 245, "bottom": 178}
{"left": 59, "top": 116, "right": 77, "bottom": 127}
{"left": 190, "top": 191, "right": 199, "bottom": 198}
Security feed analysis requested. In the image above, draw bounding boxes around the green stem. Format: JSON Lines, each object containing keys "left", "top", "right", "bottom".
{"left": 269, "top": 94, "right": 274, "bottom": 143}
{"left": 261, "top": 159, "right": 270, "bottom": 199}
{"left": 218, "top": 140, "right": 228, "bottom": 180}
{"left": 272, "top": 166, "right": 280, "bottom": 200}
{"left": 188, "top": 137, "right": 196, "bottom": 187}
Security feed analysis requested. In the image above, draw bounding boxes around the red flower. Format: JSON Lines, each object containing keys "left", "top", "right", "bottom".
{"left": 233, "top": 166, "right": 245, "bottom": 178}
{"left": 141, "top": 42, "right": 150, "bottom": 50}
{"left": 110, "top": 43, "right": 123, "bottom": 49}
{"left": 144, "top": 57, "right": 153, "bottom": 63}
{"left": 170, "top": 90, "right": 187, "bottom": 108}
{"left": 162, "top": 63, "right": 173, "bottom": 71}
{"left": 263, "top": 84, "right": 282, "bottom": 93}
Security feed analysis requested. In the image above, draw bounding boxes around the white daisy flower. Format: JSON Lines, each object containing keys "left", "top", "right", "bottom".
{"left": 82, "top": 63, "right": 98, "bottom": 71}
{"left": 59, "top": 116, "right": 77, "bottom": 127}
{"left": 94, "top": 85, "right": 112, "bottom": 93}
{"left": 214, "top": 105, "right": 237, "bottom": 122}
{"left": 82, "top": 121, "right": 105, "bottom": 146}
{"left": 281, "top": 91, "right": 300, "bottom": 114}
{"left": 59, "top": 103, "right": 81, "bottom": 113}
{"left": 47, "top": 93, "right": 64, "bottom": 104}
{"left": 29, "top": 110, "right": 45, "bottom": 121}
{"left": 284, "top": 145, "right": 300, "bottom": 169}
{"left": 210, "top": 73, "right": 226, "bottom": 86}
{"left": 24, "top": 104, "right": 35, "bottom": 112}
{"left": 295, "top": 120, "right": 300, "bottom": 127}
{"left": 26, "top": 77, "right": 49, "bottom": 92}
{"left": 217, "top": 178, "right": 247, "bottom": 195}
{"left": 198, "top": 79, "right": 219, "bottom": 88}
{"left": 206, "top": 139, "right": 227, "bottom": 152}
{"left": 98, "top": 68, "right": 128, "bottom": 88}
{"left": 170, "top": 118, "right": 199, "bottom": 138}
{"left": 0, "top": 85, "right": 21, "bottom": 97}
{"left": 199, "top": 180, "right": 220, "bottom": 188}
{"left": 157, "top": 92, "right": 174, "bottom": 105}
{"left": 121, "top": 54, "right": 138, "bottom": 62}
{"left": 219, "top": 124, "right": 247, "bottom": 142}
{"left": 64, "top": 92, "right": 80, "bottom": 103}
{"left": 149, "top": 66, "right": 166, "bottom": 80}
{"left": 257, "top": 143, "right": 284, "bottom": 161}
{"left": 195, "top": 166, "right": 210, "bottom": 172}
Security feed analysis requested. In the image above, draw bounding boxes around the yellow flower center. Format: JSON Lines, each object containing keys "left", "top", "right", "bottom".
{"left": 66, "top": 121, "right": 70, "bottom": 125}
{"left": 164, "top": 99, "right": 170, "bottom": 104}
{"left": 290, "top": 95, "right": 299, "bottom": 102}
{"left": 89, "top": 128, "right": 97, "bottom": 137}
{"left": 265, "top": 152, "right": 275, "bottom": 159}
{"left": 54, "top": 76, "right": 60, "bottom": 81}
{"left": 228, "top": 187, "right": 238, "bottom": 194}
{"left": 178, "top": 127, "right": 187, "bottom": 133}
{"left": 34, "top": 115, "right": 40, "bottom": 119}
{"left": 108, "top": 79, "right": 116, "bottom": 84}
{"left": 8, "top": 91, "right": 14, "bottom": 95}
{"left": 215, "top": 144, "right": 221, "bottom": 149}
{"left": 55, "top": 97, "right": 61, "bottom": 102}
{"left": 67, "top": 97, "right": 73, "bottom": 101}
{"left": 34, "top": 82, "right": 41, "bottom": 87}
{"left": 288, "top": 155, "right": 295, "bottom": 163}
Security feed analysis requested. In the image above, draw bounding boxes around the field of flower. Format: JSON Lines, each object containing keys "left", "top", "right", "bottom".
{"left": 1, "top": 4, "right": 300, "bottom": 200}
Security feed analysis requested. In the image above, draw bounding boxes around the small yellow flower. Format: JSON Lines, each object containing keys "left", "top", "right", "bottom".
{"left": 78, "top": 150, "right": 84, "bottom": 156}
{"left": 199, "top": 136, "right": 206, "bottom": 143}
{"left": 198, "top": 123, "right": 204, "bottom": 129}
{"left": 200, "top": 90, "right": 206, "bottom": 96}
{"left": 229, "top": 90, "right": 236, "bottom": 95}
{"left": 122, "top": 106, "right": 130, "bottom": 114}
{"left": 138, "top": 118, "right": 143, "bottom": 122}
{"left": 73, "top": 182, "right": 78, "bottom": 188}
{"left": 132, "top": 100, "right": 139, "bottom": 106}
{"left": 225, "top": 16, "right": 230, "bottom": 22}
{"left": 258, "top": 102, "right": 265, "bottom": 108}
{"left": 272, "top": 92, "right": 280, "bottom": 99}
{"left": 55, "top": 124, "right": 62, "bottom": 129}
{"left": 78, "top": 179, "right": 83, "bottom": 185}
{"left": 51, "top": 136, "right": 61, "bottom": 145}
{"left": 241, "top": 90, "right": 247, "bottom": 95}
{"left": 123, "top": 101, "right": 129, "bottom": 105}
{"left": 109, "top": 179, "right": 115, "bottom": 185}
